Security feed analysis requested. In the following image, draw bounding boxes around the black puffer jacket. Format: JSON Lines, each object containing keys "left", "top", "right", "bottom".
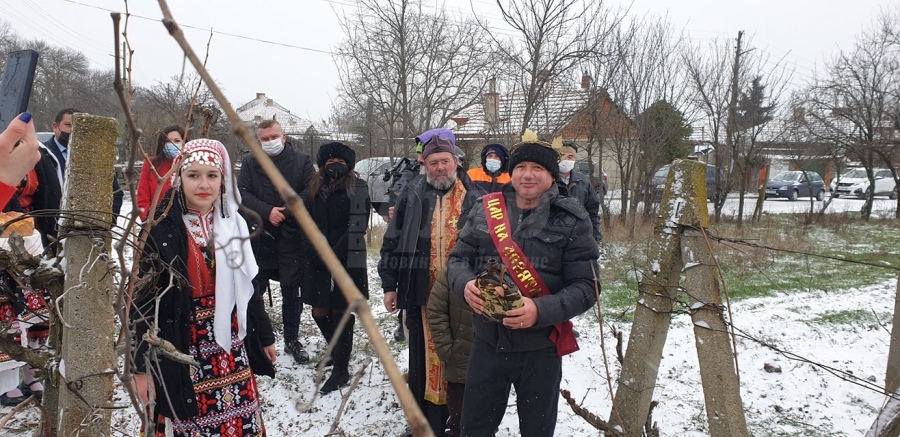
{"left": 132, "top": 191, "right": 276, "bottom": 420}
{"left": 447, "top": 185, "right": 599, "bottom": 352}
{"left": 378, "top": 170, "right": 484, "bottom": 309}
{"left": 557, "top": 169, "right": 602, "bottom": 242}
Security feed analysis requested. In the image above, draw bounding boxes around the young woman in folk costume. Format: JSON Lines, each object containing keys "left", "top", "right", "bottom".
{"left": 132, "top": 139, "right": 276, "bottom": 436}
{"left": 302, "top": 142, "right": 370, "bottom": 394}
{"left": 0, "top": 213, "right": 49, "bottom": 407}
{"left": 0, "top": 114, "right": 56, "bottom": 406}
{"left": 136, "top": 125, "right": 185, "bottom": 221}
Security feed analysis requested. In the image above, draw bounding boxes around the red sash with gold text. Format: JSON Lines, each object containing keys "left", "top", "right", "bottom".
{"left": 482, "top": 192, "right": 579, "bottom": 357}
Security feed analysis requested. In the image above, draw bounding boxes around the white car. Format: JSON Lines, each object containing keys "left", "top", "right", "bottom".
{"left": 831, "top": 168, "right": 898, "bottom": 199}
{"left": 355, "top": 157, "right": 397, "bottom": 213}
{"left": 37, "top": 132, "right": 54, "bottom": 143}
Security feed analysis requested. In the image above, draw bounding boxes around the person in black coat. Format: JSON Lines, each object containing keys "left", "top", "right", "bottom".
{"left": 238, "top": 119, "right": 316, "bottom": 364}
{"left": 302, "top": 142, "right": 370, "bottom": 394}
{"left": 378, "top": 131, "right": 485, "bottom": 437}
{"left": 448, "top": 134, "right": 600, "bottom": 437}
{"left": 556, "top": 141, "right": 602, "bottom": 242}
{"left": 131, "top": 139, "right": 275, "bottom": 435}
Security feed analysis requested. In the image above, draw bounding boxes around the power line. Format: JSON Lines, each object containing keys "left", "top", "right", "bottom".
{"left": 61, "top": 0, "right": 333, "bottom": 55}
{"left": 23, "top": 0, "right": 109, "bottom": 53}
{"left": 0, "top": 3, "right": 111, "bottom": 68}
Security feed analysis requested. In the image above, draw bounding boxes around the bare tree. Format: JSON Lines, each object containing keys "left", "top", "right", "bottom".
{"left": 682, "top": 36, "right": 739, "bottom": 223}
{"left": 730, "top": 55, "right": 793, "bottom": 226}
{"left": 334, "top": 0, "right": 498, "bottom": 157}
{"left": 805, "top": 12, "right": 900, "bottom": 220}
{"left": 488, "top": 0, "right": 618, "bottom": 136}
{"left": 587, "top": 14, "right": 690, "bottom": 232}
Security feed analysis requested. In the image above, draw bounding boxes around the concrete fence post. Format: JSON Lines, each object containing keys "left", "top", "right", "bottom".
{"left": 55, "top": 113, "right": 119, "bottom": 436}
{"left": 682, "top": 228, "right": 749, "bottom": 437}
{"left": 609, "top": 160, "right": 705, "bottom": 435}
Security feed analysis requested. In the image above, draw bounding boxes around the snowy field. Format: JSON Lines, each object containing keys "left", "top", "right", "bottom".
{"left": 0, "top": 196, "right": 897, "bottom": 436}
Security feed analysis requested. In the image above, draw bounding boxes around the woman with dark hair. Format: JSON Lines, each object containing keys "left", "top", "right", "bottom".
{"left": 132, "top": 139, "right": 276, "bottom": 436}
{"left": 136, "top": 125, "right": 185, "bottom": 221}
{"left": 303, "top": 142, "right": 370, "bottom": 394}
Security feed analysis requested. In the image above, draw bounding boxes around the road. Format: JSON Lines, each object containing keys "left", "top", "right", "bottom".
{"left": 602, "top": 191, "right": 899, "bottom": 218}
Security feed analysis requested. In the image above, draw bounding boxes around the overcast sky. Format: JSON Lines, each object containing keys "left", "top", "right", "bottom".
{"left": 2, "top": 0, "right": 895, "bottom": 123}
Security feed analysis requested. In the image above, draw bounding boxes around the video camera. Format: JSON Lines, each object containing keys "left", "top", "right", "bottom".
{"left": 383, "top": 157, "right": 421, "bottom": 204}
{"left": 383, "top": 157, "right": 413, "bottom": 183}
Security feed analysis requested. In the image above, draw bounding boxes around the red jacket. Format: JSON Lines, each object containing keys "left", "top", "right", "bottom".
{"left": 0, "top": 182, "right": 15, "bottom": 208}
{"left": 137, "top": 158, "right": 174, "bottom": 221}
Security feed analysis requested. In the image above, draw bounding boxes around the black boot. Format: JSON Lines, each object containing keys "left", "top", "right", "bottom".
{"left": 313, "top": 313, "right": 335, "bottom": 367}
{"left": 321, "top": 314, "right": 354, "bottom": 394}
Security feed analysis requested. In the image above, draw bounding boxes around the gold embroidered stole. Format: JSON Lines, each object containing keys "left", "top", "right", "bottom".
{"left": 423, "top": 179, "right": 466, "bottom": 405}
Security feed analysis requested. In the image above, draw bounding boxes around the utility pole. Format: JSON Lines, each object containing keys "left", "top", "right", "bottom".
{"left": 726, "top": 31, "right": 743, "bottom": 151}
{"left": 724, "top": 31, "right": 744, "bottom": 225}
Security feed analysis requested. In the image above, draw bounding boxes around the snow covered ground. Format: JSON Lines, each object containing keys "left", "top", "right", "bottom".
{"left": 1, "top": 197, "right": 897, "bottom": 436}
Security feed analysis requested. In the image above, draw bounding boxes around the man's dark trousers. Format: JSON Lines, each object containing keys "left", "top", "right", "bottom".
{"left": 460, "top": 337, "right": 562, "bottom": 437}
{"left": 253, "top": 236, "right": 304, "bottom": 342}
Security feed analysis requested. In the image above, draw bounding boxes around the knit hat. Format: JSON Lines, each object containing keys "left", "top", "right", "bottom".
{"left": 422, "top": 134, "right": 456, "bottom": 159}
{"left": 481, "top": 143, "right": 510, "bottom": 172}
{"left": 508, "top": 130, "right": 561, "bottom": 179}
{"left": 317, "top": 142, "right": 356, "bottom": 170}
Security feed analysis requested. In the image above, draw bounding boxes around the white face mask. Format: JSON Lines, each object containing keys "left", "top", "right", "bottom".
{"left": 261, "top": 138, "right": 284, "bottom": 156}
{"left": 485, "top": 158, "right": 502, "bottom": 173}
{"left": 558, "top": 159, "right": 575, "bottom": 174}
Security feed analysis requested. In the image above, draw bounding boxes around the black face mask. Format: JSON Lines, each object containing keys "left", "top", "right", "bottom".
{"left": 57, "top": 131, "right": 70, "bottom": 147}
{"left": 325, "top": 163, "right": 349, "bottom": 180}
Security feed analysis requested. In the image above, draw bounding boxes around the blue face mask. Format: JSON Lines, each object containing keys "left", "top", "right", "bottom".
{"left": 485, "top": 158, "right": 501, "bottom": 173}
{"left": 163, "top": 143, "right": 180, "bottom": 159}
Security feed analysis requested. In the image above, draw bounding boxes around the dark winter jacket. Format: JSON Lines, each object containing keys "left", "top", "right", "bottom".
{"left": 378, "top": 169, "right": 484, "bottom": 309}
{"left": 238, "top": 143, "right": 315, "bottom": 268}
{"left": 448, "top": 184, "right": 599, "bottom": 353}
{"left": 467, "top": 145, "right": 511, "bottom": 194}
{"left": 303, "top": 177, "right": 371, "bottom": 302}
{"left": 426, "top": 269, "right": 474, "bottom": 383}
{"left": 467, "top": 167, "right": 510, "bottom": 194}
{"left": 29, "top": 147, "right": 63, "bottom": 247}
{"left": 132, "top": 191, "right": 276, "bottom": 420}
{"left": 557, "top": 169, "right": 602, "bottom": 241}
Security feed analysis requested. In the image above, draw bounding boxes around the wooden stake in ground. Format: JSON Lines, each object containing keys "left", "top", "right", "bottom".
{"left": 885, "top": 272, "right": 900, "bottom": 394}
{"left": 608, "top": 160, "right": 696, "bottom": 435}
{"left": 682, "top": 228, "right": 749, "bottom": 437}
{"left": 609, "top": 159, "right": 748, "bottom": 437}
{"left": 56, "top": 113, "right": 119, "bottom": 436}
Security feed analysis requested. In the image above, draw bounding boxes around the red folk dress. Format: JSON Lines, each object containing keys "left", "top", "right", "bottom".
{"left": 154, "top": 210, "right": 265, "bottom": 437}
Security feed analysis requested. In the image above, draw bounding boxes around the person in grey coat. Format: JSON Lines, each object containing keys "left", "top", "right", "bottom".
{"left": 447, "top": 134, "right": 600, "bottom": 437}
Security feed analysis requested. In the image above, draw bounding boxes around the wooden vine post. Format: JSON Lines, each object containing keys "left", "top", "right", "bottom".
{"left": 608, "top": 159, "right": 749, "bottom": 437}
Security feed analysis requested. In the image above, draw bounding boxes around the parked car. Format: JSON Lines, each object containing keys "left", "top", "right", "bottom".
{"left": 650, "top": 163, "right": 725, "bottom": 202}
{"left": 575, "top": 160, "right": 608, "bottom": 196}
{"left": 765, "top": 170, "right": 825, "bottom": 201}
{"left": 37, "top": 132, "right": 54, "bottom": 143}
{"left": 355, "top": 157, "right": 395, "bottom": 214}
{"left": 830, "top": 167, "right": 898, "bottom": 199}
